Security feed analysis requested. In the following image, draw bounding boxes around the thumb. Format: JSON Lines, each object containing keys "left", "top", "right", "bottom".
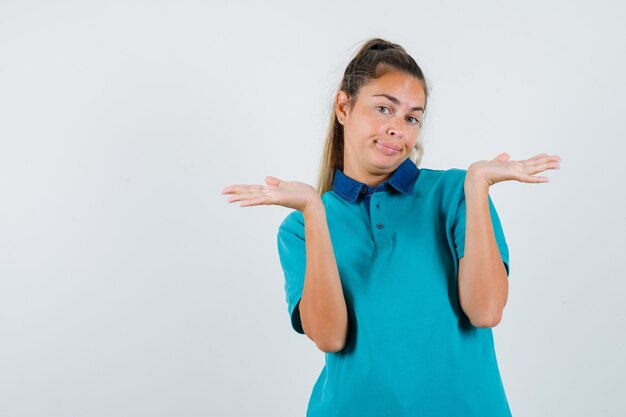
{"left": 265, "top": 176, "right": 283, "bottom": 187}
{"left": 493, "top": 152, "right": 510, "bottom": 163}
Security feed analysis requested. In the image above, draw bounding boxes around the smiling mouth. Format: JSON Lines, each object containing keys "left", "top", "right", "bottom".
{"left": 374, "top": 140, "right": 401, "bottom": 155}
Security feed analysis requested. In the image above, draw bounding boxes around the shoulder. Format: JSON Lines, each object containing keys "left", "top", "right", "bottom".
{"left": 414, "top": 167, "right": 468, "bottom": 195}
{"left": 419, "top": 167, "right": 467, "bottom": 183}
{"left": 413, "top": 167, "right": 469, "bottom": 218}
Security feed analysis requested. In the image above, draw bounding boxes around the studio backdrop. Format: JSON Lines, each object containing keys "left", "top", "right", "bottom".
{"left": 1, "top": 1, "right": 624, "bottom": 416}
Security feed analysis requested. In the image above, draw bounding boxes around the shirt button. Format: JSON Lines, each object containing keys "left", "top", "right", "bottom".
{"left": 376, "top": 223, "right": 384, "bottom": 229}
{"left": 360, "top": 186, "right": 367, "bottom": 194}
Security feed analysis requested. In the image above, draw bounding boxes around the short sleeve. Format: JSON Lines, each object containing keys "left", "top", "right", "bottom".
{"left": 452, "top": 193, "right": 511, "bottom": 277}
{"left": 277, "top": 212, "right": 306, "bottom": 334}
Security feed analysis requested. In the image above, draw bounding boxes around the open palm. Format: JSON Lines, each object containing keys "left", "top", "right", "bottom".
{"left": 468, "top": 152, "right": 561, "bottom": 186}
{"left": 222, "top": 176, "right": 320, "bottom": 212}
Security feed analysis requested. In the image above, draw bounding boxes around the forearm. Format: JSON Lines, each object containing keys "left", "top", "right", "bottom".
{"left": 300, "top": 201, "right": 348, "bottom": 352}
{"left": 458, "top": 173, "right": 509, "bottom": 328}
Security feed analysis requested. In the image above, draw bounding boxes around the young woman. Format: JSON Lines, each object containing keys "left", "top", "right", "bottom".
{"left": 222, "top": 38, "right": 560, "bottom": 417}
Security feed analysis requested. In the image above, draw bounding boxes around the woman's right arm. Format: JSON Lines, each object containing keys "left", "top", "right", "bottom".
{"left": 300, "top": 200, "right": 348, "bottom": 353}
{"left": 222, "top": 176, "right": 348, "bottom": 353}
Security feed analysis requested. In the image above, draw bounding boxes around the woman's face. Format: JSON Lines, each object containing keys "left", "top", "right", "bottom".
{"left": 336, "top": 70, "right": 426, "bottom": 186}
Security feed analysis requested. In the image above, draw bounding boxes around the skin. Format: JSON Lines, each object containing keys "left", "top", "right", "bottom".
{"left": 222, "top": 69, "right": 561, "bottom": 329}
{"left": 335, "top": 69, "right": 425, "bottom": 187}
{"left": 460, "top": 151, "right": 560, "bottom": 326}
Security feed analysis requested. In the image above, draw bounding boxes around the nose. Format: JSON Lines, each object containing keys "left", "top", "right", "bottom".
{"left": 386, "top": 117, "right": 404, "bottom": 138}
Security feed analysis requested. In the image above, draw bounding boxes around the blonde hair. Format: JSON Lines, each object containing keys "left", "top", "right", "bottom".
{"left": 315, "top": 38, "right": 430, "bottom": 195}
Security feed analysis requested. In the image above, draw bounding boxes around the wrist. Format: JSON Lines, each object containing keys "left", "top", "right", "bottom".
{"left": 464, "top": 169, "right": 490, "bottom": 194}
{"left": 302, "top": 197, "right": 325, "bottom": 218}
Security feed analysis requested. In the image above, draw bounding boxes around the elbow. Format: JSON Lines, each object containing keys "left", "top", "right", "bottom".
{"left": 316, "top": 338, "right": 346, "bottom": 353}
{"left": 300, "top": 300, "right": 349, "bottom": 353}
{"left": 469, "top": 310, "right": 503, "bottom": 328}
{"left": 304, "top": 323, "right": 348, "bottom": 353}
{"left": 461, "top": 299, "right": 505, "bottom": 328}
{"left": 307, "top": 323, "right": 348, "bottom": 353}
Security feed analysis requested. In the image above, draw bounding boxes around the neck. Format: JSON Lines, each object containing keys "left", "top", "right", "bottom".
{"left": 343, "top": 164, "right": 391, "bottom": 187}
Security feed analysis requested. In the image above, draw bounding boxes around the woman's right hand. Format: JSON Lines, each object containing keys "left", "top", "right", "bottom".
{"left": 221, "top": 176, "right": 322, "bottom": 213}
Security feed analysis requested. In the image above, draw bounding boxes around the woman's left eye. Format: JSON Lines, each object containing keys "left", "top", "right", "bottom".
{"left": 406, "top": 116, "right": 420, "bottom": 124}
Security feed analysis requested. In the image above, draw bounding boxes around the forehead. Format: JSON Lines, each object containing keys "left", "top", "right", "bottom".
{"left": 361, "top": 70, "right": 426, "bottom": 108}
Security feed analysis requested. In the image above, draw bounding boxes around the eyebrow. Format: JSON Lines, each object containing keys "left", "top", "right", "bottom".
{"left": 372, "top": 94, "right": 424, "bottom": 112}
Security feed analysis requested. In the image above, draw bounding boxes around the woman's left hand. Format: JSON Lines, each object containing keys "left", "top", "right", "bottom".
{"left": 467, "top": 152, "right": 561, "bottom": 187}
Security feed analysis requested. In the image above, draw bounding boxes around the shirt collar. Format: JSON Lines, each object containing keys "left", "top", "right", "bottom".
{"left": 331, "top": 157, "right": 420, "bottom": 203}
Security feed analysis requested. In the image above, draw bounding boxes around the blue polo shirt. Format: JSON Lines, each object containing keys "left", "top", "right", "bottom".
{"left": 277, "top": 157, "right": 512, "bottom": 417}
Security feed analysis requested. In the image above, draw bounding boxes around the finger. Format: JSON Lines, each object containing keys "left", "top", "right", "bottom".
{"left": 525, "top": 161, "right": 561, "bottom": 175}
{"left": 227, "top": 190, "right": 260, "bottom": 203}
{"left": 492, "top": 152, "right": 510, "bottom": 163}
{"left": 522, "top": 174, "right": 550, "bottom": 183}
{"left": 227, "top": 194, "right": 250, "bottom": 203}
{"left": 222, "top": 184, "right": 262, "bottom": 195}
{"left": 523, "top": 156, "right": 562, "bottom": 169}
{"left": 240, "top": 196, "right": 270, "bottom": 207}
{"left": 222, "top": 184, "right": 251, "bottom": 195}
{"left": 265, "top": 176, "right": 283, "bottom": 187}
{"left": 527, "top": 154, "right": 561, "bottom": 164}
{"left": 229, "top": 185, "right": 282, "bottom": 203}
{"left": 221, "top": 185, "right": 239, "bottom": 194}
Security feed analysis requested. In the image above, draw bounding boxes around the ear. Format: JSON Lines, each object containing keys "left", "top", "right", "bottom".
{"left": 335, "top": 90, "right": 351, "bottom": 124}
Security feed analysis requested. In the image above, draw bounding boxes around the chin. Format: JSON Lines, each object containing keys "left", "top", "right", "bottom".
{"left": 370, "top": 156, "right": 405, "bottom": 172}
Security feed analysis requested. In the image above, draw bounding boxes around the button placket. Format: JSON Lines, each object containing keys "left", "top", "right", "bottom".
{"left": 370, "top": 193, "right": 391, "bottom": 245}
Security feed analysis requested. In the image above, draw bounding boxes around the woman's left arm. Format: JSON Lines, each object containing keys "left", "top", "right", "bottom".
{"left": 458, "top": 152, "right": 561, "bottom": 328}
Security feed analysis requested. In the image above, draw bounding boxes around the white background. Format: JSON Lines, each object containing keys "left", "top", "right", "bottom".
{"left": 1, "top": 1, "right": 625, "bottom": 416}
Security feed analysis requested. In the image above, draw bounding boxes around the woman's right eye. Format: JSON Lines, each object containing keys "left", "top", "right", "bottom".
{"left": 376, "top": 106, "right": 391, "bottom": 114}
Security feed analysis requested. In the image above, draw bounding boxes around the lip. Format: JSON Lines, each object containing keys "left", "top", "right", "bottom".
{"left": 374, "top": 140, "right": 401, "bottom": 155}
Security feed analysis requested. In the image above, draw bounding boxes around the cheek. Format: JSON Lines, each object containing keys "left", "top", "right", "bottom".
{"left": 363, "top": 120, "right": 386, "bottom": 140}
{"left": 353, "top": 112, "right": 380, "bottom": 130}
{"left": 348, "top": 116, "right": 389, "bottom": 145}
{"left": 351, "top": 124, "right": 377, "bottom": 145}
{"left": 403, "top": 138, "right": 418, "bottom": 153}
